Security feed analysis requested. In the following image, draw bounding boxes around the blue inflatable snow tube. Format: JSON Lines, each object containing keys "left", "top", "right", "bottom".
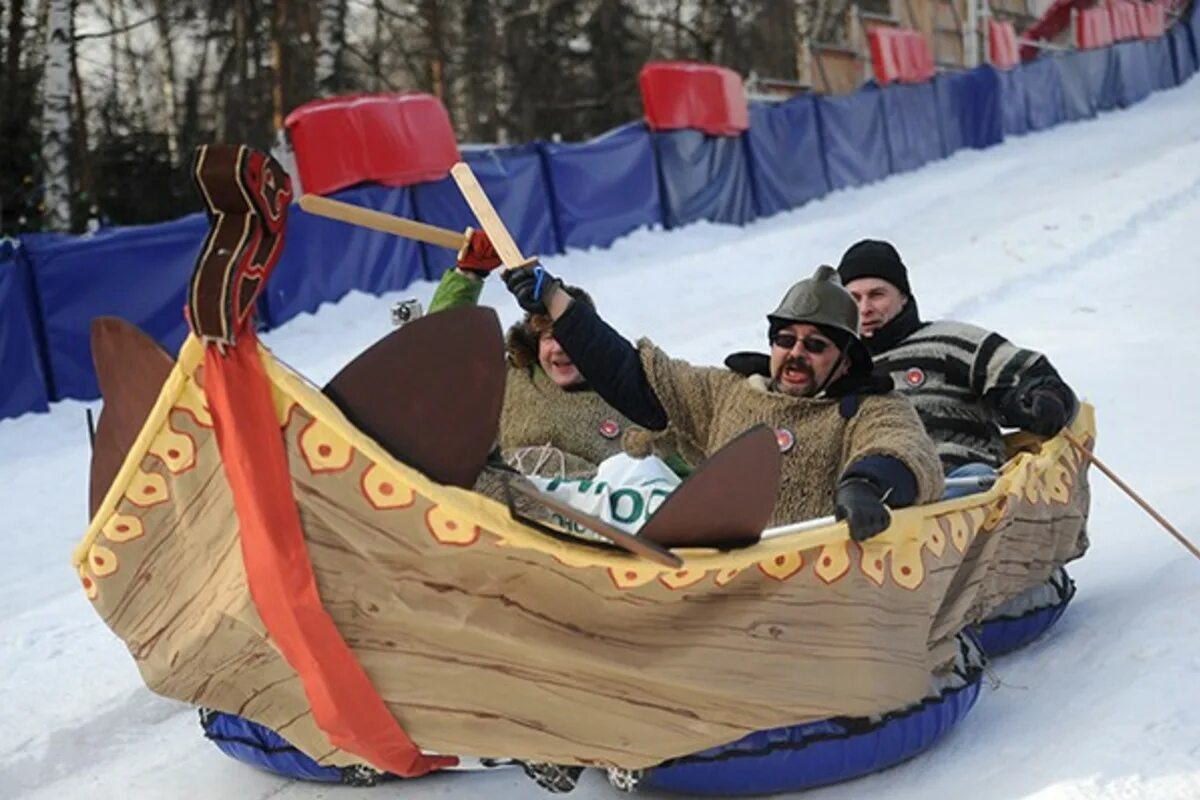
{"left": 620, "top": 632, "right": 985, "bottom": 796}
{"left": 199, "top": 709, "right": 387, "bottom": 785}
{"left": 976, "top": 567, "right": 1075, "bottom": 657}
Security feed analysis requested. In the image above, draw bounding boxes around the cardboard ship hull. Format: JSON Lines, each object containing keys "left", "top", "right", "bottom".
{"left": 74, "top": 332, "right": 1091, "bottom": 770}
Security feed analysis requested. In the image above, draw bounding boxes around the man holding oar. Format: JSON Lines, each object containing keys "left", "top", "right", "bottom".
{"left": 427, "top": 231, "right": 698, "bottom": 477}
{"left": 500, "top": 262, "right": 944, "bottom": 540}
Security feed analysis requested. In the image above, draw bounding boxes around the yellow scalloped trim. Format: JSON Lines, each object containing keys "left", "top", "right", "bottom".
{"left": 72, "top": 330, "right": 1096, "bottom": 595}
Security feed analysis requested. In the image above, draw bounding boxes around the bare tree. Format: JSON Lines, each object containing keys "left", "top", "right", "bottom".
{"left": 315, "top": 0, "right": 347, "bottom": 94}
{"left": 152, "top": 0, "right": 180, "bottom": 165}
{"left": 270, "top": 0, "right": 288, "bottom": 129}
{"left": 459, "top": 0, "right": 498, "bottom": 141}
{"left": 41, "top": 0, "right": 73, "bottom": 230}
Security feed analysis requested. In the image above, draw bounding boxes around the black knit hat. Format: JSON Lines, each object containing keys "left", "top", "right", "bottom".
{"left": 837, "top": 239, "right": 912, "bottom": 297}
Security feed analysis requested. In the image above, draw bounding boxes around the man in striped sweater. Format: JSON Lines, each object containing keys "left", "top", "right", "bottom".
{"left": 836, "top": 239, "right": 1078, "bottom": 489}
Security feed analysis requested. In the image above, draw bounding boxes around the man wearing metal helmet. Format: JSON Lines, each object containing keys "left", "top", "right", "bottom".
{"left": 501, "top": 264, "right": 944, "bottom": 540}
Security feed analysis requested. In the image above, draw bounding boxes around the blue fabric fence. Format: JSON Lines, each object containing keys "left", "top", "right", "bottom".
{"left": 2, "top": 17, "right": 1197, "bottom": 419}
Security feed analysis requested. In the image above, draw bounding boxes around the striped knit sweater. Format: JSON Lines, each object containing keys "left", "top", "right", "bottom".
{"left": 867, "top": 300, "right": 1064, "bottom": 469}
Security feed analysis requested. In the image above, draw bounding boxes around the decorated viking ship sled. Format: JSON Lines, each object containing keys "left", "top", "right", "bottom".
{"left": 75, "top": 146, "right": 1092, "bottom": 795}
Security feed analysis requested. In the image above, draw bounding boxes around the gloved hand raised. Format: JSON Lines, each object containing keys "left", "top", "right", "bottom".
{"left": 834, "top": 478, "right": 892, "bottom": 541}
{"left": 1002, "top": 377, "right": 1071, "bottom": 437}
{"left": 456, "top": 228, "right": 503, "bottom": 277}
{"left": 503, "top": 265, "right": 561, "bottom": 315}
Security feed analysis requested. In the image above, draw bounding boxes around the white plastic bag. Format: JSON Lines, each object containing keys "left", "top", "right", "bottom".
{"left": 524, "top": 453, "right": 681, "bottom": 535}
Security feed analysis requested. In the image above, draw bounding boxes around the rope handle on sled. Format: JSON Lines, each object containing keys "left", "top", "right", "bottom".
{"left": 1062, "top": 429, "right": 1200, "bottom": 563}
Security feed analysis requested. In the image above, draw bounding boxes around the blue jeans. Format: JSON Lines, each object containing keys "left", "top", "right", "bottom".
{"left": 943, "top": 462, "right": 999, "bottom": 499}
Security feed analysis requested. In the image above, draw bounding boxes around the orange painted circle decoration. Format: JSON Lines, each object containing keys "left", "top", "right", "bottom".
{"left": 361, "top": 464, "right": 416, "bottom": 510}
{"left": 714, "top": 567, "right": 741, "bottom": 586}
{"left": 79, "top": 566, "right": 98, "bottom": 601}
{"left": 659, "top": 569, "right": 707, "bottom": 590}
{"left": 299, "top": 419, "right": 354, "bottom": 474}
{"left": 149, "top": 425, "right": 197, "bottom": 474}
{"left": 815, "top": 542, "right": 851, "bottom": 584}
{"left": 758, "top": 551, "right": 804, "bottom": 581}
{"left": 126, "top": 470, "right": 169, "bottom": 509}
{"left": 103, "top": 513, "right": 145, "bottom": 543}
{"left": 89, "top": 544, "right": 119, "bottom": 577}
{"left": 891, "top": 549, "right": 925, "bottom": 590}
{"left": 425, "top": 505, "right": 480, "bottom": 546}
{"left": 607, "top": 564, "right": 658, "bottom": 589}
{"left": 859, "top": 542, "right": 889, "bottom": 586}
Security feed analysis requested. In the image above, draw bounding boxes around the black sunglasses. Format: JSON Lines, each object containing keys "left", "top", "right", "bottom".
{"left": 771, "top": 332, "right": 834, "bottom": 354}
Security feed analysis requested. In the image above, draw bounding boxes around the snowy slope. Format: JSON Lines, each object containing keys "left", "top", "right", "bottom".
{"left": 4, "top": 77, "right": 1200, "bottom": 800}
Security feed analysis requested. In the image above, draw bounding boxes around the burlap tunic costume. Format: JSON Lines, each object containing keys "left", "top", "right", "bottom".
{"left": 636, "top": 343, "right": 944, "bottom": 525}
{"left": 542, "top": 266, "right": 945, "bottom": 530}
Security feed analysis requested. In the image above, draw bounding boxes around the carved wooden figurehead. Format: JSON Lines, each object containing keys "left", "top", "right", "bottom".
{"left": 189, "top": 145, "right": 293, "bottom": 345}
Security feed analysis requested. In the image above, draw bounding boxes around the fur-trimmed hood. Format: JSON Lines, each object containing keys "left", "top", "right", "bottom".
{"left": 505, "top": 284, "right": 595, "bottom": 370}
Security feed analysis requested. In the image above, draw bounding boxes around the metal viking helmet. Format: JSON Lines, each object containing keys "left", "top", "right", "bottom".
{"left": 767, "top": 265, "right": 872, "bottom": 373}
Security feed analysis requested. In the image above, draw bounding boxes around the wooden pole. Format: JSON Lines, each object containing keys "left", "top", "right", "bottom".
{"left": 1063, "top": 428, "right": 1200, "bottom": 562}
{"left": 449, "top": 162, "right": 538, "bottom": 268}
{"left": 297, "top": 194, "right": 469, "bottom": 250}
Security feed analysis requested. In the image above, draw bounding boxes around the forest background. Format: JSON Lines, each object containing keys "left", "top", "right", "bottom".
{"left": 0, "top": 0, "right": 866, "bottom": 233}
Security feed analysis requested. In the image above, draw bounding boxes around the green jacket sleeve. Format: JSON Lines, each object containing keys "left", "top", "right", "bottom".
{"left": 427, "top": 268, "right": 485, "bottom": 314}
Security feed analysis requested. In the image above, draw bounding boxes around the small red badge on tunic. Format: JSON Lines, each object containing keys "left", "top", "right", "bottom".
{"left": 599, "top": 419, "right": 622, "bottom": 439}
{"left": 775, "top": 428, "right": 795, "bottom": 453}
{"left": 905, "top": 367, "right": 926, "bottom": 388}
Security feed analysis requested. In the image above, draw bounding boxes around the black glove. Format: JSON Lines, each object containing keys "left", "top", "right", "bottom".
{"left": 723, "top": 351, "right": 771, "bottom": 377}
{"left": 834, "top": 478, "right": 892, "bottom": 541}
{"left": 503, "top": 265, "right": 558, "bottom": 315}
{"left": 1002, "top": 377, "right": 1071, "bottom": 436}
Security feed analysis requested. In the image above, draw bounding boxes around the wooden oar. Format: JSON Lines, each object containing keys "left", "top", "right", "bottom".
{"left": 323, "top": 306, "right": 506, "bottom": 489}
{"left": 638, "top": 426, "right": 781, "bottom": 549}
{"left": 1063, "top": 428, "right": 1200, "bottom": 562}
{"left": 298, "top": 194, "right": 470, "bottom": 250}
{"left": 449, "top": 162, "right": 538, "bottom": 268}
{"left": 89, "top": 318, "right": 176, "bottom": 519}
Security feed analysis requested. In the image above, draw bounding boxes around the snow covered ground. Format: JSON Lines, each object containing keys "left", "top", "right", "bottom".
{"left": 4, "top": 75, "right": 1200, "bottom": 800}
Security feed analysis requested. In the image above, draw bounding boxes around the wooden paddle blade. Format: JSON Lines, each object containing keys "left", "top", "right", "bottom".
{"left": 639, "top": 425, "right": 781, "bottom": 549}
{"left": 323, "top": 305, "right": 505, "bottom": 489}
{"left": 89, "top": 317, "right": 176, "bottom": 519}
{"left": 504, "top": 477, "right": 684, "bottom": 569}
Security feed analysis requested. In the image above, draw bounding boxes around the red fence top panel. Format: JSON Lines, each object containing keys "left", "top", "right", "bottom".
{"left": 284, "top": 93, "right": 461, "bottom": 196}
{"left": 1136, "top": 4, "right": 1165, "bottom": 38}
{"left": 988, "top": 19, "right": 1020, "bottom": 70}
{"left": 1077, "top": 8, "right": 1115, "bottom": 49}
{"left": 1025, "top": 0, "right": 1087, "bottom": 42}
{"left": 867, "top": 27, "right": 934, "bottom": 85}
{"left": 639, "top": 62, "right": 749, "bottom": 135}
{"left": 908, "top": 32, "right": 935, "bottom": 81}
{"left": 1109, "top": 1, "right": 1140, "bottom": 41}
